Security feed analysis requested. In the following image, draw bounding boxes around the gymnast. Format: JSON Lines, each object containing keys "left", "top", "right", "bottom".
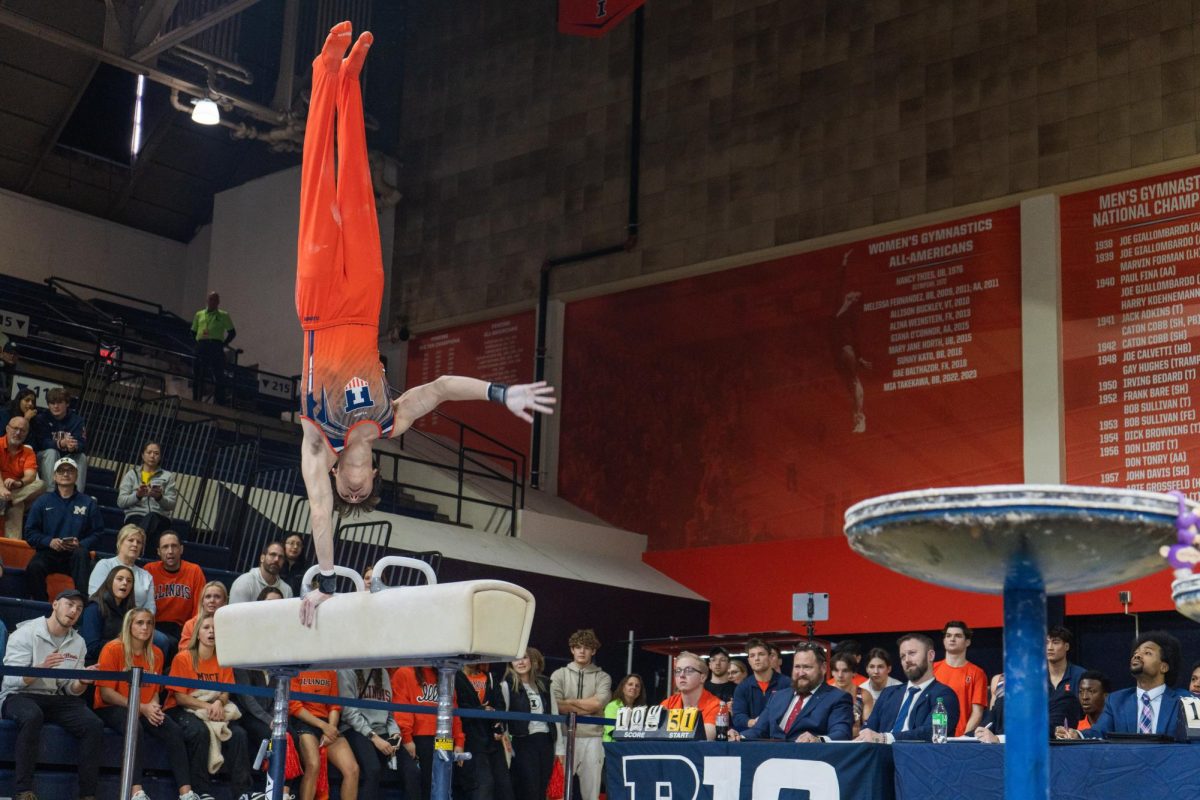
{"left": 296, "top": 22, "right": 555, "bottom": 626}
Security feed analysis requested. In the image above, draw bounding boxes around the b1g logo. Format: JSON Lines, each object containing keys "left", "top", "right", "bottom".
{"left": 621, "top": 755, "right": 839, "bottom": 800}
{"left": 344, "top": 377, "right": 374, "bottom": 411}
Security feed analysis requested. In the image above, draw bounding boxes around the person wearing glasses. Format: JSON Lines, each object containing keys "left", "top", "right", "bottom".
{"left": 0, "top": 415, "right": 45, "bottom": 538}
{"left": 731, "top": 642, "right": 854, "bottom": 742}
{"left": 661, "top": 653, "right": 721, "bottom": 740}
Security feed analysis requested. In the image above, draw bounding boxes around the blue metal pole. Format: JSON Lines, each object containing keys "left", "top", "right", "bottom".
{"left": 432, "top": 665, "right": 457, "bottom": 800}
{"left": 266, "top": 671, "right": 293, "bottom": 800}
{"left": 1003, "top": 557, "right": 1049, "bottom": 800}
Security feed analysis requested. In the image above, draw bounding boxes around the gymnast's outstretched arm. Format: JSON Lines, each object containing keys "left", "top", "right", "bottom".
{"left": 390, "top": 376, "right": 556, "bottom": 435}
{"left": 299, "top": 424, "right": 336, "bottom": 626}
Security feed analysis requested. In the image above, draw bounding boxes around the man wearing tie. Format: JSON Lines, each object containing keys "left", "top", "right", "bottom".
{"left": 1058, "top": 631, "right": 1190, "bottom": 741}
{"left": 856, "top": 633, "right": 960, "bottom": 743}
{"left": 731, "top": 642, "right": 854, "bottom": 742}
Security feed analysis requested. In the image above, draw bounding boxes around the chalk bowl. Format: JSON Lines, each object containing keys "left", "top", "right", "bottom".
{"left": 844, "top": 485, "right": 1184, "bottom": 595}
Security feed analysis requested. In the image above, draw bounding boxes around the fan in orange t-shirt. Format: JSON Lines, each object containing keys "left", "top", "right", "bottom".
{"left": 92, "top": 608, "right": 200, "bottom": 800}
{"left": 163, "top": 614, "right": 254, "bottom": 797}
{"left": 145, "top": 531, "right": 207, "bottom": 643}
{"left": 931, "top": 621, "right": 988, "bottom": 736}
{"left": 290, "top": 666, "right": 358, "bottom": 800}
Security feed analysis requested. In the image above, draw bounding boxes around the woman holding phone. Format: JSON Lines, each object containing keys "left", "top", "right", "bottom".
{"left": 117, "top": 440, "right": 177, "bottom": 546}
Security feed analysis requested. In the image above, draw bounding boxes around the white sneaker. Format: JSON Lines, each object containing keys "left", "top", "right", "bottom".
{"left": 132, "top": 792, "right": 152, "bottom": 800}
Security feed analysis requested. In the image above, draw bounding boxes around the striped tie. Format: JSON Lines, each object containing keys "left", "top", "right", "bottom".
{"left": 1138, "top": 691, "right": 1153, "bottom": 733}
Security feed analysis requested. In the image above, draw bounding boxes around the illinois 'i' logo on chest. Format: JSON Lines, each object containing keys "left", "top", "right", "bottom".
{"left": 344, "top": 377, "right": 374, "bottom": 411}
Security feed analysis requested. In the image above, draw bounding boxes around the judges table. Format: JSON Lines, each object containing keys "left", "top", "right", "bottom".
{"left": 892, "top": 742, "right": 1199, "bottom": 800}
{"left": 605, "top": 741, "right": 1196, "bottom": 800}
{"left": 605, "top": 741, "right": 896, "bottom": 800}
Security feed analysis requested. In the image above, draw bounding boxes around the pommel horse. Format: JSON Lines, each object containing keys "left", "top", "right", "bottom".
{"left": 215, "top": 556, "right": 536, "bottom": 800}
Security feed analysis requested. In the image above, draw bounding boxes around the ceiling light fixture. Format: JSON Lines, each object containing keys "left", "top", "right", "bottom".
{"left": 191, "top": 97, "right": 220, "bottom": 126}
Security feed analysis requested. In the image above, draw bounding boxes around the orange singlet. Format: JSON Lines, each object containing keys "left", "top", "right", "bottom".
{"left": 295, "top": 30, "right": 396, "bottom": 454}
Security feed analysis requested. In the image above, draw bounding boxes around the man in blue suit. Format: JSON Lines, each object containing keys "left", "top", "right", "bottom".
{"left": 731, "top": 641, "right": 853, "bottom": 742}
{"left": 856, "top": 632, "right": 960, "bottom": 743}
{"left": 1058, "top": 631, "right": 1191, "bottom": 742}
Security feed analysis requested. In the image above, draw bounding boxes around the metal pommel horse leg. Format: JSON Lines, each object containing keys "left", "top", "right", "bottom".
{"left": 432, "top": 663, "right": 469, "bottom": 800}
{"left": 267, "top": 668, "right": 299, "bottom": 800}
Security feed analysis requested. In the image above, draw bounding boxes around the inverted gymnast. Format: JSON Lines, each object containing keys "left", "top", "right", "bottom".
{"left": 296, "top": 22, "right": 555, "bottom": 626}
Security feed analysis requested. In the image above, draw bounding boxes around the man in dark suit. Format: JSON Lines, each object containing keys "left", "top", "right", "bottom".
{"left": 732, "top": 641, "right": 854, "bottom": 742}
{"left": 1058, "top": 631, "right": 1191, "bottom": 741}
{"left": 855, "top": 632, "right": 960, "bottom": 743}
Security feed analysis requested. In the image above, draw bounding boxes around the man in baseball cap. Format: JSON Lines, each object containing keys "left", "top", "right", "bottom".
{"left": 0, "top": 586, "right": 101, "bottom": 800}
{"left": 23, "top": 456, "right": 104, "bottom": 601}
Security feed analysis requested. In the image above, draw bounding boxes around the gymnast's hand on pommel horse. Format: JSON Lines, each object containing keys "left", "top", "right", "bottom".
{"left": 294, "top": 21, "right": 555, "bottom": 627}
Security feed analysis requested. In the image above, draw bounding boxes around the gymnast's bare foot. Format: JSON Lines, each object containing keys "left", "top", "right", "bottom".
{"left": 342, "top": 31, "right": 373, "bottom": 81}
{"left": 318, "top": 21, "right": 353, "bottom": 73}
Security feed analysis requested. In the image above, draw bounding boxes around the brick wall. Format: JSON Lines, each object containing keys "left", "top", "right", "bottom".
{"left": 392, "top": 0, "right": 1200, "bottom": 326}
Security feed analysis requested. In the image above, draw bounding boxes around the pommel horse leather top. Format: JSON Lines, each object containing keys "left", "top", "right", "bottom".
{"left": 214, "top": 558, "right": 536, "bottom": 670}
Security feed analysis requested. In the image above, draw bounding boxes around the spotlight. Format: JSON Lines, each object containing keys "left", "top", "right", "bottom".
{"left": 191, "top": 98, "right": 220, "bottom": 126}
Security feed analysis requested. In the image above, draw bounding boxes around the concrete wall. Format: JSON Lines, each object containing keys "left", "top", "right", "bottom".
{"left": 0, "top": 187, "right": 190, "bottom": 313}
{"left": 392, "top": 0, "right": 1200, "bottom": 327}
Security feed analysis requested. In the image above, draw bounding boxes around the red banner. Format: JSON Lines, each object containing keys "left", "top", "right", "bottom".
{"left": 405, "top": 312, "right": 536, "bottom": 465}
{"left": 559, "top": 209, "right": 1024, "bottom": 633}
{"left": 1061, "top": 167, "right": 1200, "bottom": 615}
{"left": 558, "top": 0, "right": 644, "bottom": 37}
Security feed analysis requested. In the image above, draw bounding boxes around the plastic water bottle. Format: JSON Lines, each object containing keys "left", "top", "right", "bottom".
{"left": 715, "top": 701, "right": 730, "bottom": 741}
{"left": 931, "top": 697, "right": 948, "bottom": 743}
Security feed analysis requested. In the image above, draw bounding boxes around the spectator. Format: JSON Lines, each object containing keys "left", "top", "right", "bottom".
{"left": 118, "top": 441, "right": 178, "bottom": 545}
{"left": 191, "top": 291, "right": 236, "bottom": 405}
{"left": 7, "top": 388, "right": 37, "bottom": 425}
{"left": 289, "top": 669, "right": 359, "bottom": 800}
{"left": 602, "top": 674, "right": 646, "bottom": 742}
{"left": 391, "top": 666, "right": 465, "bottom": 800}
{"left": 258, "top": 585, "right": 285, "bottom": 600}
{"left": 93, "top": 607, "right": 203, "bottom": 800}
{"left": 0, "top": 414, "right": 44, "bottom": 538}
{"left": 1076, "top": 671, "right": 1110, "bottom": 730}
{"left": 166, "top": 615, "right": 254, "bottom": 800}
{"left": 660, "top": 651, "right": 721, "bottom": 740}
{"left": 829, "top": 640, "right": 867, "bottom": 686}
{"left": 856, "top": 633, "right": 960, "bottom": 743}
{"left": 932, "top": 620, "right": 988, "bottom": 735}
{"left": 338, "top": 667, "right": 401, "bottom": 800}
{"left": 1190, "top": 661, "right": 1200, "bottom": 698}
{"left": 1063, "top": 631, "right": 1191, "bottom": 740}
{"left": 0, "top": 589, "right": 102, "bottom": 800}
{"left": 0, "top": 335, "right": 18, "bottom": 397}
{"left": 734, "top": 641, "right": 854, "bottom": 742}
{"left": 88, "top": 524, "right": 156, "bottom": 614}
{"left": 502, "top": 648, "right": 560, "bottom": 800}
{"left": 767, "top": 643, "right": 783, "bottom": 673}
{"left": 229, "top": 541, "right": 293, "bottom": 603}
{"left": 731, "top": 637, "right": 791, "bottom": 732}
{"left": 180, "top": 580, "right": 228, "bottom": 644}
{"left": 831, "top": 651, "right": 874, "bottom": 737}
{"left": 864, "top": 647, "right": 901, "bottom": 701}
{"left": 32, "top": 387, "right": 87, "bottom": 491}
{"left": 79, "top": 564, "right": 136, "bottom": 664}
{"left": 145, "top": 531, "right": 207, "bottom": 646}
{"left": 24, "top": 457, "right": 101, "bottom": 599}
{"left": 1046, "top": 625, "right": 1087, "bottom": 695}
{"left": 456, "top": 662, "right": 513, "bottom": 800}
{"left": 280, "top": 532, "right": 309, "bottom": 597}
{"left": 704, "top": 646, "right": 737, "bottom": 702}
{"left": 549, "top": 629, "right": 612, "bottom": 800}
{"left": 726, "top": 659, "right": 749, "bottom": 685}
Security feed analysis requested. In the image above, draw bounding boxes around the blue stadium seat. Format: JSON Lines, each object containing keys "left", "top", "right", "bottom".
{"left": 0, "top": 597, "right": 51, "bottom": 631}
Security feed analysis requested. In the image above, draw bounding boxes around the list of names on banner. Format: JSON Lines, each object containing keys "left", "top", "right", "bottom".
{"left": 1063, "top": 171, "right": 1200, "bottom": 492}
{"left": 863, "top": 216, "right": 1007, "bottom": 393}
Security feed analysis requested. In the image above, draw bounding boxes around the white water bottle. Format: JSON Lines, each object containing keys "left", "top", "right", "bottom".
{"left": 931, "top": 697, "right": 948, "bottom": 743}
